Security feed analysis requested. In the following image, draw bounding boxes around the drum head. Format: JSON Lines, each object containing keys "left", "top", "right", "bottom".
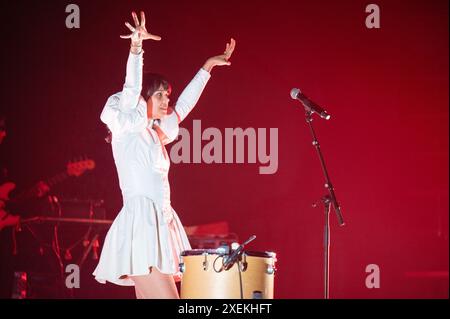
{"left": 181, "top": 249, "right": 276, "bottom": 258}
{"left": 181, "top": 249, "right": 225, "bottom": 256}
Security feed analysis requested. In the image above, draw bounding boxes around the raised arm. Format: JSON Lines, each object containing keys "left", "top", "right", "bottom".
{"left": 202, "top": 38, "right": 236, "bottom": 73}
{"left": 119, "top": 11, "right": 162, "bottom": 110}
{"left": 175, "top": 38, "right": 236, "bottom": 122}
{"left": 120, "top": 11, "right": 161, "bottom": 53}
{"left": 100, "top": 11, "right": 162, "bottom": 135}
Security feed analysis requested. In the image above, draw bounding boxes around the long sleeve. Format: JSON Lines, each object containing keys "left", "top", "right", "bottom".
{"left": 119, "top": 51, "right": 144, "bottom": 111}
{"left": 100, "top": 94, "right": 147, "bottom": 135}
{"left": 174, "top": 68, "right": 211, "bottom": 123}
{"left": 100, "top": 51, "right": 147, "bottom": 136}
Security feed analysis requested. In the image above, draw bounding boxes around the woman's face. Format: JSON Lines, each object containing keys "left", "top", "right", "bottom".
{"left": 147, "top": 85, "right": 171, "bottom": 119}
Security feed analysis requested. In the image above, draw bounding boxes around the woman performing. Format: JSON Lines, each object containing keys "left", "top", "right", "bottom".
{"left": 93, "top": 10, "right": 235, "bottom": 299}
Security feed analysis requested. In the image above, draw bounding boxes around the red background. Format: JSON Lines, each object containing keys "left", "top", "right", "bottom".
{"left": 1, "top": 0, "right": 448, "bottom": 298}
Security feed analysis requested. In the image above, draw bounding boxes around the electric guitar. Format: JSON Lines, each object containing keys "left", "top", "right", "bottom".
{"left": 0, "top": 158, "right": 96, "bottom": 231}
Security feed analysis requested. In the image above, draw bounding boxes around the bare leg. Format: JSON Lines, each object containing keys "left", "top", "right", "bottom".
{"left": 130, "top": 268, "right": 179, "bottom": 299}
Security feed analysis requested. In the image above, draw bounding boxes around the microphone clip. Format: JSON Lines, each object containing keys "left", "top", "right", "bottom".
{"left": 222, "top": 235, "right": 256, "bottom": 271}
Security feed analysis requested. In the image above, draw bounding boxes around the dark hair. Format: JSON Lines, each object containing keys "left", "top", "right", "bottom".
{"left": 141, "top": 73, "right": 171, "bottom": 101}
{"left": 104, "top": 73, "right": 171, "bottom": 143}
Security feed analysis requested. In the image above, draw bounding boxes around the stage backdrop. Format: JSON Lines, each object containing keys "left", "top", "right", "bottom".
{"left": 0, "top": 0, "right": 448, "bottom": 298}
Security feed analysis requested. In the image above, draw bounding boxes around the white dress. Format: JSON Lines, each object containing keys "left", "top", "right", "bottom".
{"left": 93, "top": 51, "right": 211, "bottom": 286}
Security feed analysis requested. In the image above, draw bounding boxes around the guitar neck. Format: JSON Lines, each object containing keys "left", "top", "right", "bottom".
{"left": 13, "top": 171, "right": 69, "bottom": 201}
{"left": 8, "top": 159, "right": 94, "bottom": 202}
{"left": 45, "top": 172, "right": 69, "bottom": 188}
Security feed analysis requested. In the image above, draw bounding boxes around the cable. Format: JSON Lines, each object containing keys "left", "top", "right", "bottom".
{"left": 213, "top": 255, "right": 224, "bottom": 273}
{"left": 214, "top": 253, "right": 244, "bottom": 298}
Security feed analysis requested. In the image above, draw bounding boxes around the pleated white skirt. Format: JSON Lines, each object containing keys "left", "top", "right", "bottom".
{"left": 92, "top": 196, "right": 191, "bottom": 286}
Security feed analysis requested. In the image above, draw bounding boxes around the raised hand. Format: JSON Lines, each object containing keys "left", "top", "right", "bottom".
{"left": 222, "top": 38, "right": 236, "bottom": 65}
{"left": 120, "top": 11, "right": 161, "bottom": 45}
{"left": 203, "top": 38, "right": 236, "bottom": 72}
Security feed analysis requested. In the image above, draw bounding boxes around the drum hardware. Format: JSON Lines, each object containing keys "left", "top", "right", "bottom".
{"left": 239, "top": 254, "right": 248, "bottom": 272}
{"left": 202, "top": 252, "right": 209, "bottom": 271}
{"left": 179, "top": 255, "right": 185, "bottom": 273}
{"left": 266, "top": 264, "right": 276, "bottom": 275}
{"left": 222, "top": 235, "right": 256, "bottom": 271}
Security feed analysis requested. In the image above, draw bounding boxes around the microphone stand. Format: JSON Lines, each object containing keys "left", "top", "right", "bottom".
{"left": 304, "top": 110, "right": 345, "bottom": 299}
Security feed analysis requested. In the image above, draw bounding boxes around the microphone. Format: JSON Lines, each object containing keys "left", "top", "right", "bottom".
{"left": 222, "top": 235, "right": 256, "bottom": 270}
{"left": 290, "top": 88, "right": 331, "bottom": 120}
